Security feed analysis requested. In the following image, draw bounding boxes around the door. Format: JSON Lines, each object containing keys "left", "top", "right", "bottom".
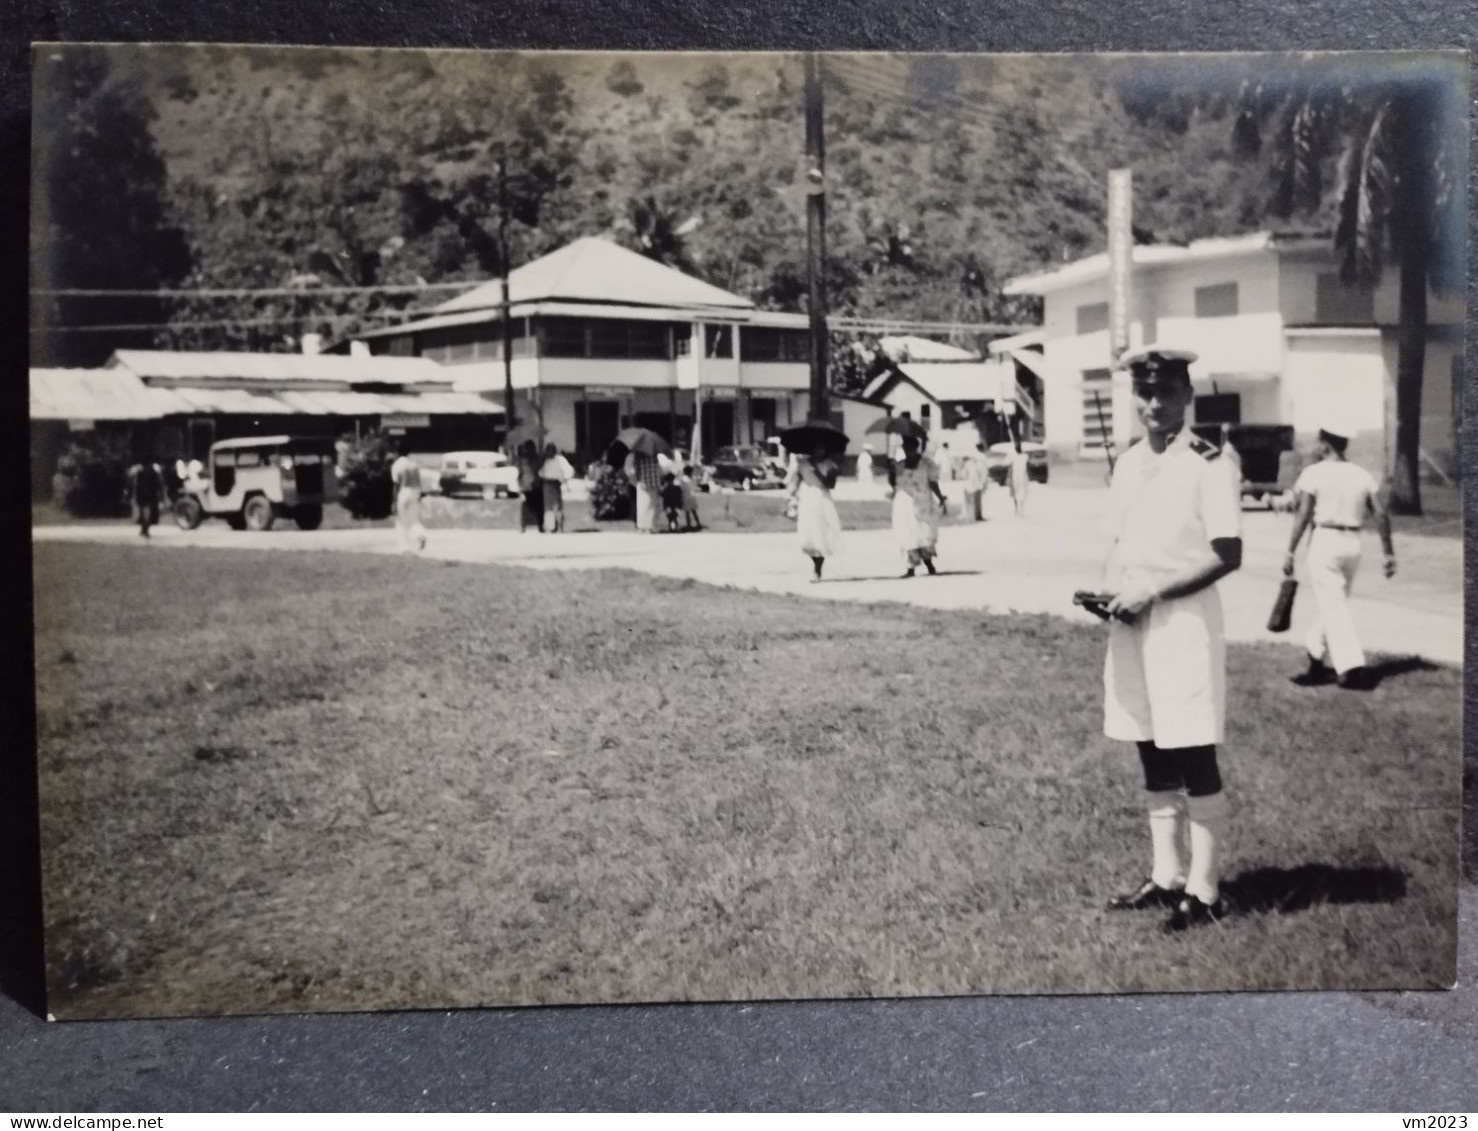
{"left": 579, "top": 401, "right": 622, "bottom": 464}
{"left": 701, "top": 401, "right": 735, "bottom": 457}
{"left": 188, "top": 418, "right": 216, "bottom": 461}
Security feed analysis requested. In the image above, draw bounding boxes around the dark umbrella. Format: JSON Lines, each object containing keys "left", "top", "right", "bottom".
{"left": 779, "top": 421, "right": 849, "bottom": 458}
{"left": 605, "top": 427, "right": 674, "bottom": 466}
{"left": 866, "top": 415, "right": 928, "bottom": 441}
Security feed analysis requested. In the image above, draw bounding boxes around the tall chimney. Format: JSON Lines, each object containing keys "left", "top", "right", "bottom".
{"left": 301, "top": 333, "right": 323, "bottom": 356}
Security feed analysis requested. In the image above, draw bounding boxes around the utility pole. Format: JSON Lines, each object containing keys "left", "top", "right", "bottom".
{"left": 499, "top": 150, "right": 516, "bottom": 449}
{"left": 804, "top": 53, "right": 829, "bottom": 424}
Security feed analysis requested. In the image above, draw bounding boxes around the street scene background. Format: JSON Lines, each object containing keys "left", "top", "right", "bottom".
{"left": 28, "top": 47, "right": 1466, "bottom": 1018}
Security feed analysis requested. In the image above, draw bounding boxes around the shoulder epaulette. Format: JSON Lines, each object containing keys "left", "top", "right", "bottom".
{"left": 1188, "top": 436, "right": 1222, "bottom": 461}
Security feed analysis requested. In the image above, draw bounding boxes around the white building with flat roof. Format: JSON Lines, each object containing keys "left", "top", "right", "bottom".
{"left": 1003, "top": 231, "right": 1464, "bottom": 478}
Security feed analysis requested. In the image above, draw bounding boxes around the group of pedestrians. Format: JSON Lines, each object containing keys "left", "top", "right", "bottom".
{"left": 514, "top": 441, "right": 576, "bottom": 535}
{"left": 784, "top": 430, "right": 1032, "bottom": 583}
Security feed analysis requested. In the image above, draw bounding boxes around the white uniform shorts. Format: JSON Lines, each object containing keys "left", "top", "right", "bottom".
{"left": 1103, "top": 584, "right": 1226, "bottom": 749}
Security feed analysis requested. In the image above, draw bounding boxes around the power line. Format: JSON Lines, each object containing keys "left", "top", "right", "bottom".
{"left": 33, "top": 280, "right": 482, "bottom": 299}
{"left": 33, "top": 312, "right": 1028, "bottom": 337}
{"left": 30, "top": 310, "right": 419, "bottom": 335}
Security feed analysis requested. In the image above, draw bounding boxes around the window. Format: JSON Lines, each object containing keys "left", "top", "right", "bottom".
{"left": 1076, "top": 302, "right": 1109, "bottom": 334}
{"left": 1194, "top": 282, "right": 1239, "bottom": 318}
{"left": 542, "top": 318, "right": 673, "bottom": 359}
{"left": 540, "top": 317, "right": 588, "bottom": 358}
{"left": 1081, "top": 368, "right": 1113, "bottom": 446}
{"left": 705, "top": 325, "right": 734, "bottom": 359}
{"left": 741, "top": 327, "right": 809, "bottom": 362}
{"left": 385, "top": 336, "right": 414, "bottom": 357}
{"left": 1315, "top": 273, "right": 1375, "bottom": 324}
{"left": 629, "top": 322, "right": 669, "bottom": 359}
{"left": 420, "top": 324, "right": 512, "bottom": 365}
{"left": 920, "top": 404, "right": 932, "bottom": 426}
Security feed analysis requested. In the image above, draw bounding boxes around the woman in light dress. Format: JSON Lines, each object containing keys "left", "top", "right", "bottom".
{"left": 538, "top": 442, "right": 574, "bottom": 532}
{"left": 888, "top": 434, "right": 948, "bottom": 577}
{"left": 786, "top": 444, "right": 843, "bottom": 581}
{"left": 390, "top": 439, "right": 427, "bottom": 553}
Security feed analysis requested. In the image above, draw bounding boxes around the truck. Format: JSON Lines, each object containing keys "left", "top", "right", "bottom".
{"left": 173, "top": 435, "right": 339, "bottom": 532}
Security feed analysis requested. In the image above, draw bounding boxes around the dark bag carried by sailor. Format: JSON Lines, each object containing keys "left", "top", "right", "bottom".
{"left": 1267, "top": 578, "right": 1298, "bottom": 633}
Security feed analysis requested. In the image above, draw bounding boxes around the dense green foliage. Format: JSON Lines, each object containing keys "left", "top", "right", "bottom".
{"left": 33, "top": 48, "right": 1458, "bottom": 372}
{"left": 336, "top": 429, "right": 395, "bottom": 520}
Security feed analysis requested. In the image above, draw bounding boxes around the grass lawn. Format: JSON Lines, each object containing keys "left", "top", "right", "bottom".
{"left": 33, "top": 493, "right": 901, "bottom": 536}
{"left": 34, "top": 542, "right": 1463, "bottom": 1019}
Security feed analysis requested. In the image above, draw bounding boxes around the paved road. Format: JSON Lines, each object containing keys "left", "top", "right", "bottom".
{"left": 34, "top": 482, "right": 1463, "bottom": 666}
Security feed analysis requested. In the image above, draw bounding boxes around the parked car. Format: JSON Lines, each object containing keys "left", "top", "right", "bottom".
{"left": 173, "top": 435, "right": 338, "bottom": 532}
{"left": 439, "top": 450, "right": 521, "bottom": 499}
{"left": 985, "top": 441, "right": 1050, "bottom": 486}
{"left": 709, "top": 445, "right": 787, "bottom": 490}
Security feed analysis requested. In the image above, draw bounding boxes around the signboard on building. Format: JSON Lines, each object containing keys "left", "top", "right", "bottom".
{"left": 707, "top": 387, "right": 739, "bottom": 400}
{"left": 382, "top": 413, "right": 430, "bottom": 429}
{"left": 584, "top": 387, "right": 635, "bottom": 398}
{"left": 1107, "top": 169, "right": 1133, "bottom": 365}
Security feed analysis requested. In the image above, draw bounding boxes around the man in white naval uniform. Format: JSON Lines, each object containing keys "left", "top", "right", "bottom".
{"left": 1282, "top": 422, "right": 1396, "bottom": 690}
{"left": 1099, "top": 347, "right": 1243, "bottom": 932}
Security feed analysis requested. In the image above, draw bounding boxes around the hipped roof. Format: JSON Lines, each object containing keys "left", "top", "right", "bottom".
{"left": 434, "top": 237, "right": 755, "bottom": 315}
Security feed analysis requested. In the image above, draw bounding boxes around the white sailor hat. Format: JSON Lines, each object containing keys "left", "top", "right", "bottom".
{"left": 1120, "top": 346, "right": 1198, "bottom": 377}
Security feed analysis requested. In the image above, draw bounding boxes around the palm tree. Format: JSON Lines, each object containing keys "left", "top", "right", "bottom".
{"left": 1234, "top": 64, "right": 1464, "bottom": 515}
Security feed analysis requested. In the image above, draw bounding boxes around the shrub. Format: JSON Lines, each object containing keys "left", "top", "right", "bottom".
{"left": 337, "top": 430, "right": 395, "bottom": 520}
{"left": 588, "top": 464, "right": 632, "bottom": 522}
{"left": 54, "top": 440, "right": 130, "bottom": 518}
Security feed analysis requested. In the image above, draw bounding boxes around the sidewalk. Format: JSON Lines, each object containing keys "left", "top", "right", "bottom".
{"left": 33, "top": 482, "right": 1464, "bottom": 666}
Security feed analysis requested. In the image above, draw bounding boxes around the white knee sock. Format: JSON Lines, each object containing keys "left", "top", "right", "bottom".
{"left": 1185, "top": 792, "right": 1229, "bottom": 904}
{"left": 1146, "top": 791, "right": 1187, "bottom": 890}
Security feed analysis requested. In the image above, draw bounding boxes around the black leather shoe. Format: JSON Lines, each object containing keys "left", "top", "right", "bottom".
{"left": 1163, "top": 894, "right": 1226, "bottom": 932}
{"left": 1338, "top": 667, "right": 1375, "bottom": 691}
{"left": 1106, "top": 879, "right": 1183, "bottom": 911}
{"left": 1291, "top": 662, "right": 1335, "bottom": 687}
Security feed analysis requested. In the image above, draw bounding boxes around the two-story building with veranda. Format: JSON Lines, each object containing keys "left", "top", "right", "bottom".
{"left": 1003, "top": 231, "right": 1465, "bottom": 477}
{"left": 339, "top": 237, "right": 857, "bottom": 466}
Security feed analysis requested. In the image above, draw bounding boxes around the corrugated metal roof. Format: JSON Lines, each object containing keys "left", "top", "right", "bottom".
{"left": 380, "top": 392, "right": 503, "bottom": 415}
{"left": 893, "top": 362, "right": 1015, "bottom": 404}
{"left": 273, "top": 390, "right": 392, "bottom": 415}
{"left": 167, "top": 387, "right": 298, "bottom": 414}
{"left": 32, "top": 367, "right": 505, "bottom": 422}
{"left": 30, "top": 368, "right": 193, "bottom": 420}
{"left": 350, "top": 299, "right": 808, "bottom": 342}
{"left": 434, "top": 237, "right": 754, "bottom": 315}
{"left": 110, "top": 349, "right": 448, "bottom": 385}
{"left": 879, "top": 335, "right": 978, "bottom": 362}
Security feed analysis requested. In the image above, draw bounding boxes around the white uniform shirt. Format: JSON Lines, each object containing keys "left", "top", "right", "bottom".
{"left": 539, "top": 454, "right": 573, "bottom": 483}
{"left": 390, "top": 455, "right": 421, "bottom": 492}
{"left": 1293, "top": 459, "right": 1377, "bottom": 529}
{"left": 1107, "top": 429, "right": 1241, "bottom": 578}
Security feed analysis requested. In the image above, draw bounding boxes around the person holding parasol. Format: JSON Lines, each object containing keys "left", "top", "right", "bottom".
{"left": 780, "top": 421, "right": 847, "bottom": 582}
{"left": 871, "top": 416, "right": 947, "bottom": 578}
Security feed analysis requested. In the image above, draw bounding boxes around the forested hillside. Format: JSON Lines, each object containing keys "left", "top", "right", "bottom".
{"left": 33, "top": 46, "right": 1357, "bottom": 367}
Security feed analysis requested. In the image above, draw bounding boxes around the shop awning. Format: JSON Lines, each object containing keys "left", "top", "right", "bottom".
{"left": 30, "top": 368, "right": 191, "bottom": 421}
